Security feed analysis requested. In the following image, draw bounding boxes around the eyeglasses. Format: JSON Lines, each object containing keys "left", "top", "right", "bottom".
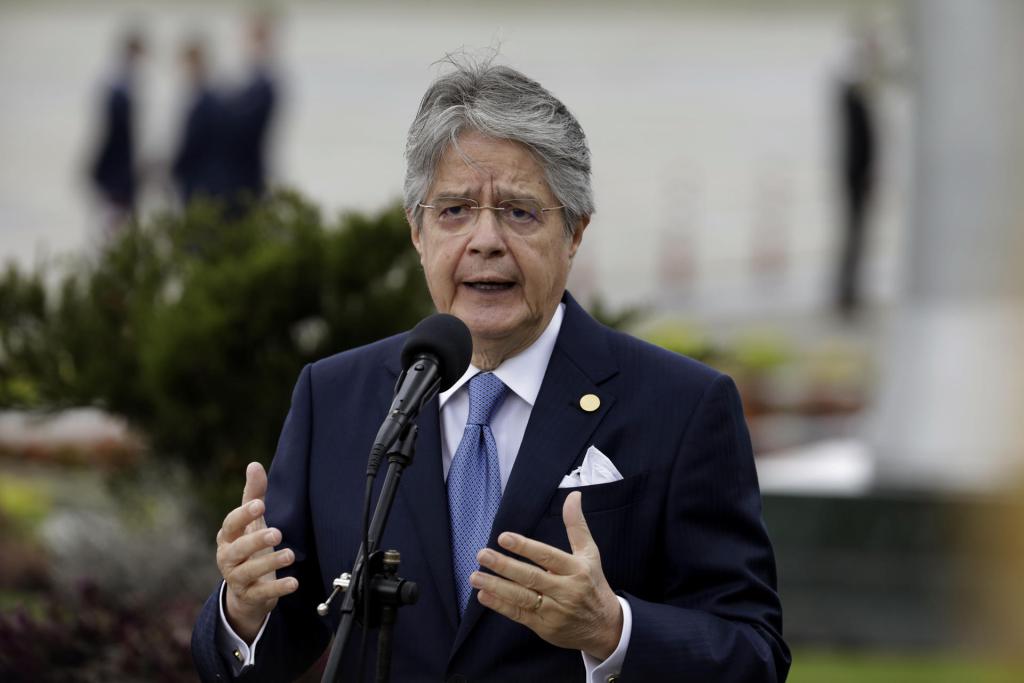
{"left": 417, "top": 197, "right": 564, "bottom": 236}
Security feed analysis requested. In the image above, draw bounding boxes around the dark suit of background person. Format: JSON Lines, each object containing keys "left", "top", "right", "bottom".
{"left": 192, "top": 294, "right": 788, "bottom": 682}
{"left": 90, "top": 31, "right": 144, "bottom": 225}
{"left": 173, "top": 88, "right": 226, "bottom": 204}
{"left": 222, "top": 67, "right": 275, "bottom": 202}
{"left": 836, "top": 78, "right": 876, "bottom": 318}
{"left": 172, "top": 40, "right": 227, "bottom": 205}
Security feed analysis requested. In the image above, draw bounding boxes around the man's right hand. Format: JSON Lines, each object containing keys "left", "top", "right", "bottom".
{"left": 217, "top": 461, "right": 299, "bottom": 643}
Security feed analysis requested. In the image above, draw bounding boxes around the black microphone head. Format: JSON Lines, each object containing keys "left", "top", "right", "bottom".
{"left": 401, "top": 313, "right": 473, "bottom": 392}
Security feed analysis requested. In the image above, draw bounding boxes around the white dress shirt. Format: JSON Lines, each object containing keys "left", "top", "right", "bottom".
{"left": 219, "top": 303, "right": 632, "bottom": 681}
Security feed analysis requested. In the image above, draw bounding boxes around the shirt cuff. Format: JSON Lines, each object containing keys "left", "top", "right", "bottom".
{"left": 581, "top": 596, "right": 631, "bottom": 683}
{"left": 216, "top": 580, "right": 271, "bottom": 676}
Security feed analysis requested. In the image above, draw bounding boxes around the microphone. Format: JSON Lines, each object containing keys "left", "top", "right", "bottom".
{"left": 367, "top": 313, "right": 472, "bottom": 476}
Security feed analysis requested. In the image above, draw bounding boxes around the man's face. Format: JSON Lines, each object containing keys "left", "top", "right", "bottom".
{"left": 410, "top": 130, "right": 587, "bottom": 359}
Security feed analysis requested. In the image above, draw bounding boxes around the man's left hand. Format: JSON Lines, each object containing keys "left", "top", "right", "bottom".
{"left": 471, "top": 491, "right": 623, "bottom": 660}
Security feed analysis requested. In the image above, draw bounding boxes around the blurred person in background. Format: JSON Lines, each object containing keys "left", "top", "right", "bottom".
{"left": 834, "top": 24, "right": 880, "bottom": 319}
{"left": 172, "top": 36, "right": 227, "bottom": 206}
{"left": 222, "top": 12, "right": 279, "bottom": 205}
{"left": 88, "top": 27, "right": 145, "bottom": 233}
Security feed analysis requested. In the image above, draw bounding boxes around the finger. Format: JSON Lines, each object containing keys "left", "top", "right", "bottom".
{"left": 228, "top": 547, "right": 295, "bottom": 587}
{"left": 220, "top": 499, "right": 266, "bottom": 544}
{"left": 477, "top": 547, "right": 566, "bottom": 594}
{"left": 219, "top": 527, "right": 282, "bottom": 569}
{"left": 241, "top": 463, "right": 269, "bottom": 535}
{"left": 242, "top": 461, "right": 268, "bottom": 506}
{"left": 562, "top": 491, "right": 594, "bottom": 555}
{"left": 241, "top": 576, "right": 299, "bottom": 604}
{"left": 494, "top": 532, "right": 577, "bottom": 575}
{"left": 470, "top": 570, "right": 544, "bottom": 612}
{"left": 477, "top": 588, "right": 534, "bottom": 628}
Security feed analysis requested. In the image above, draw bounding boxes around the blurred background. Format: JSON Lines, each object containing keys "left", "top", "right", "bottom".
{"left": 1, "top": 0, "right": 1022, "bottom": 681}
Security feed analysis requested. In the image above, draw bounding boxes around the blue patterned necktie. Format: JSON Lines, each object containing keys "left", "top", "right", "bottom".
{"left": 447, "top": 372, "right": 509, "bottom": 615}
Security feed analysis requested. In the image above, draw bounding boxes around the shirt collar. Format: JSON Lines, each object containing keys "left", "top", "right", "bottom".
{"left": 439, "top": 303, "right": 565, "bottom": 408}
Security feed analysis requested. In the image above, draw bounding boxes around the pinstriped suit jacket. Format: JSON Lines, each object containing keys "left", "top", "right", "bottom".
{"left": 191, "top": 292, "right": 790, "bottom": 682}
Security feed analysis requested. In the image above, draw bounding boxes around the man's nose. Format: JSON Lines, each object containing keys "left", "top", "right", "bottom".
{"left": 466, "top": 208, "right": 507, "bottom": 256}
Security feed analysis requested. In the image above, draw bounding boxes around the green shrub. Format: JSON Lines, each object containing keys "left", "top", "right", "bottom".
{"left": 0, "top": 191, "right": 433, "bottom": 524}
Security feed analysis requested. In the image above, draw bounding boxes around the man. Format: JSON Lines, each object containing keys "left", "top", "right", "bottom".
{"left": 192, "top": 58, "right": 790, "bottom": 682}
{"left": 89, "top": 28, "right": 145, "bottom": 232}
{"left": 835, "top": 26, "right": 879, "bottom": 319}
{"left": 221, "top": 12, "right": 278, "bottom": 204}
{"left": 172, "top": 37, "right": 226, "bottom": 205}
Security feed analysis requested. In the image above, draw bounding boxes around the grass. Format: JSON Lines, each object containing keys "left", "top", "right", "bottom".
{"left": 790, "top": 650, "right": 1024, "bottom": 683}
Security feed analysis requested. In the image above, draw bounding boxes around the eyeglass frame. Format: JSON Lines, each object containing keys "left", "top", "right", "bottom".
{"left": 417, "top": 196, "right": 565, "bottom": 234}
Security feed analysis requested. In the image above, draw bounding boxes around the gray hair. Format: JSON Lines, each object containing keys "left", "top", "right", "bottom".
{"left": 403, "top": 56, "right": 594, "bottom": 238}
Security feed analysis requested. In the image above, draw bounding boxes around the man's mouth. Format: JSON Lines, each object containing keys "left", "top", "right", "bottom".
{"left": 464, "top": 280, "right": 516, "bottom": 292}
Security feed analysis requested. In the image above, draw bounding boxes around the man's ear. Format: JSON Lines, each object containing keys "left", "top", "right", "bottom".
{"left": 568, "top": 215, "right": 590, "bottom": 260}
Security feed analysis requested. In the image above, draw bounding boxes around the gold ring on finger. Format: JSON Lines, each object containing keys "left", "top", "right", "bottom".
{"left": 533, "top": 592, "right": 544, "bottom": 611}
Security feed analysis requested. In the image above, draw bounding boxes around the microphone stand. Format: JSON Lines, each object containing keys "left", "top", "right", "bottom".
{"left": 318, "top": 425, "right": 421, "bottom": 683}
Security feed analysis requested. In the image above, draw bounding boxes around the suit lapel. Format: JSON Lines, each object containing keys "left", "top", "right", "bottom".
{"left": 449, "top": 293, "right": 619, "bottom": 657}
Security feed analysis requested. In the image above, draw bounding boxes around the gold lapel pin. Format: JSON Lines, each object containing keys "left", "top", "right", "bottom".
{"left": 579, "top": 394, "right": 601, "bottom": 412}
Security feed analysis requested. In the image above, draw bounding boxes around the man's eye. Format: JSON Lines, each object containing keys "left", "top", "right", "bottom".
{"left": 502, "top": 202, "right": 540, "bottom": 224}
{"left": 439, "top": 203, "right": 471, "bottom": 219}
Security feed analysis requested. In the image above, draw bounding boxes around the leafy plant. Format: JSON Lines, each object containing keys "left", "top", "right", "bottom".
{"left": 0, "top": 191, "right": 433, "bottom": 523}
{"left": 0, "top": 583, "right": 199, "bottom": 683}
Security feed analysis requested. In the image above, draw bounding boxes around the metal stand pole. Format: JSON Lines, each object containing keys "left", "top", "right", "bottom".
{"left": 319, "top": 427, "right": 420, "bottom": 683}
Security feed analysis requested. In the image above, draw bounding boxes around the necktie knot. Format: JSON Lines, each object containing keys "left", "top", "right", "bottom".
{"left": 466, "top": 372, "right": 508, "bottom": 426}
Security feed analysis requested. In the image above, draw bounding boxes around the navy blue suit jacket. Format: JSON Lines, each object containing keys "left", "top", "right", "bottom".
{"left": 223, "top": 69, "right": 275, "bottom": 200}
{"left": 172, "top": 87, "right": 228, "bottom": 204}
{"left": 91, "top": 80, "right": 135, "bottom": 209}
{"left": 192, "top": 293, "right": 789, "bottom": 682}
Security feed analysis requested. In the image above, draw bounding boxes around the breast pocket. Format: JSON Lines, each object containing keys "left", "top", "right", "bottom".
{"left": 542, "top": 472, "right": 650, "bottom": 589}
{"left": 545, "top": 471, "right": 648, "bottom": 517}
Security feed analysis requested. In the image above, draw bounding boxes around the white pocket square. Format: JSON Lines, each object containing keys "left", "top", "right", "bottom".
{"left": 558, "top": 445, "right": 623, "bottom": 488}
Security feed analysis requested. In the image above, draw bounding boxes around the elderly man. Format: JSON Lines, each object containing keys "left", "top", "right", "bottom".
{"left": 192, "top": 59, "right": 789, "bottom": 682}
